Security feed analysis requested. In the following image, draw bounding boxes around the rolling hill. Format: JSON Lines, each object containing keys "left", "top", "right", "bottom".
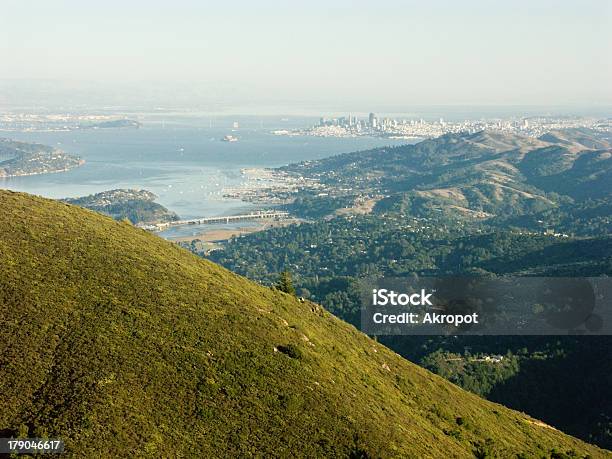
{"left": 282, "top": 128, "right": 611, "bottom": 220}
{"left": 538, "top": 127, "right": 612, "bottom": 151}
{"left": 0, "top": 190, "right": 609, "bottom": 457}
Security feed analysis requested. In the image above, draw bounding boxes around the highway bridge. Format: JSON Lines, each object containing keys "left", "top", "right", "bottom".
{"left": 140, "top": 210, "right": 290, "bottom": 231}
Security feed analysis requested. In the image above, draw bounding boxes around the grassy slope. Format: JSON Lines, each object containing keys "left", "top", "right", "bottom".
{"left": 0, "top": 190, "right": 608, "bottom": 458}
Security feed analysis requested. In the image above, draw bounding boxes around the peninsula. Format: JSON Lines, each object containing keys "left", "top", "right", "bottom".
{"left": 63, "top": 188, "right": 179, "bottom": 225}
{"left": 0, "top": 138, "right": 84, "bottom": 177}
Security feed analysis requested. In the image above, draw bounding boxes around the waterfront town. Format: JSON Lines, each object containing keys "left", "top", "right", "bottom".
{"left": 273, "top": 112, "right": 611, "bottom": 139}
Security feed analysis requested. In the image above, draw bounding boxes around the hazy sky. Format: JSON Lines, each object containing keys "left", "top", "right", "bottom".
{"left": 1, "top": 0, "right": 611, "bottom": 110}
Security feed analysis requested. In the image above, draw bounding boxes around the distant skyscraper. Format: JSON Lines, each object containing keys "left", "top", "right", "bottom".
{"left": 369, "top": 112, "right": 377, "bottom": 128}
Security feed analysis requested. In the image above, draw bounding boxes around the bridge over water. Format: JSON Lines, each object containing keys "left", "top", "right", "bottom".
{"left": 141, "top": 210, "right": 290, "bottom": 231}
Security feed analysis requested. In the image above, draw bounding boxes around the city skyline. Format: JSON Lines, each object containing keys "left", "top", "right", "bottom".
{"left": 275, "top": 111, "right": 611, "bottom": 139}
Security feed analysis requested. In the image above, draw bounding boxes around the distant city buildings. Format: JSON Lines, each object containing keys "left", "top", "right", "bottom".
{"left": 369, "top": 113, "right": 377, "bottom": 128}
{"left": 275, "top": 112, "right": 612, "bottom": 140}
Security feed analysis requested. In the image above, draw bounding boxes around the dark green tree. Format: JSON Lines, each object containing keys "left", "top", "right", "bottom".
{"left": 276, "top": 271, "right": 296, "bottom": 295}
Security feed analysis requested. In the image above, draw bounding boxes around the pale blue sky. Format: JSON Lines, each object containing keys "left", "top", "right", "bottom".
{"left": 1, "top": 0, "right": 611, "bottom": 109}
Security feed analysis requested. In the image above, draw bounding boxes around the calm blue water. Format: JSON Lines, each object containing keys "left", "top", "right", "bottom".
{"left": 1, "top": 116, "right": 414, "bottom": 237}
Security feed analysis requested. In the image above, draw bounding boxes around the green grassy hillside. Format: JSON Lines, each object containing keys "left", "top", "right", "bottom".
{"left": 0, "top": 190, "right": 608, "bottom": 458}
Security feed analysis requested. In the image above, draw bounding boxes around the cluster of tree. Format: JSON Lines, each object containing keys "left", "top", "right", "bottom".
{"left": 210, "top": 214, "right": 611, "bottom": 283}
{"left": 495, "top": 197, "right": 612, "bottom": 238}
{"left": 287, "top": 194, "right": 355, "bottom": 219}
{"left": 420, "top": 349, "right": 520, "bottom": 397}
{"left": 416, "top": 337, "right": 612, "bottom": 448}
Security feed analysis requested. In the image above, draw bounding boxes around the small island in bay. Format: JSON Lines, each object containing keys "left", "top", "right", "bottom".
{"left": 63, "top": 189, "right": 179, "bottom": 225}
{"left": 84, "top": 119, "right": 141, "bottom": 129}
{"left": 0, "top": 138, "right": 84, "bottom": 177}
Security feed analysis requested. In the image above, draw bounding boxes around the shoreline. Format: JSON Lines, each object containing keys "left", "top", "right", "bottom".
{"left": 0, "top": 161, "right": 85, "bottom": 178}
{"left": 169, "top": 218, "right": 301, "bottom": 243}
